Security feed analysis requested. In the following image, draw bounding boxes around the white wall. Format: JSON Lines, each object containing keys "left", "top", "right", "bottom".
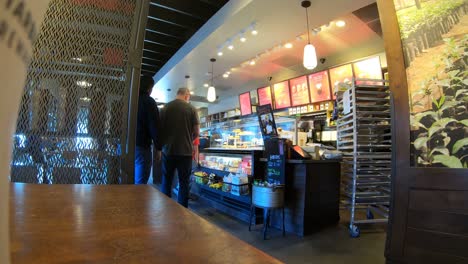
{"left": 0, "top": 2, "right": 50, "bottom": 263}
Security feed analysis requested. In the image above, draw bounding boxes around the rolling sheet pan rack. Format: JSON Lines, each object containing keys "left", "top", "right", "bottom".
{"left": 336, "top": 78, "right": 392, "bottom": 237}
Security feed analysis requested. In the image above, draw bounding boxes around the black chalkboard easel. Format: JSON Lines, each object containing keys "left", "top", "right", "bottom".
{"left": 264, "top": 138, "right": 286, "bottom": 184}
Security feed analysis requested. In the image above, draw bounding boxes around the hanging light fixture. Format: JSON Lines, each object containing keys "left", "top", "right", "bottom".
{"left": 207, "top": 58, "right": 216, "bottom": 102}
{"left": 185, "top": 75, "right": 194, "bottom": 95}
{"left": 302, "top": 1, "right": 317, "bottom": 70}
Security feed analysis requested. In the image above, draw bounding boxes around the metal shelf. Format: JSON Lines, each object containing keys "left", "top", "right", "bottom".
{"left": 337, "top": 78, "right": 393, "bottom": 237}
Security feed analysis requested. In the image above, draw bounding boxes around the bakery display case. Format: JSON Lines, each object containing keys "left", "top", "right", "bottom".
{"left": 200, "top": 115, "right": 296, "bottom": 149}
{"left": 193, "top": 148, "right": 264, "bottom": 223}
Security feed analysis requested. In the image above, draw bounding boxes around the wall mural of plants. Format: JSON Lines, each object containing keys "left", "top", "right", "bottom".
{"left": 394, "top": 0, "right": 468, "bottom": 168}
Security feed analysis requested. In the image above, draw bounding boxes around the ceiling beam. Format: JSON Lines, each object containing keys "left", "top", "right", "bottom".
{"left": 148, "top": 4, "right": 204, "bottom": 30}
{"left": 142, "top": 58, "right": 165, "bottom": 67}
{"left": 143, "top": 41, "right": 179, "bottom": 55}
{"left": 141, "top": 64, "right": 160, "bottom": 73}
{"left": 145, "top": 30, "right": 185, "bottom": 48}
{"left": 150, "top": 0, "right": 219, "bottom": 20}
{"left": 146, "top": 18, "right": 189, "bottom": 39}
{"left": 141, "top": 68, "right": 156, "bottom": 76}
{"left": 142, "top": 50, "right": 172, "bottom": 61}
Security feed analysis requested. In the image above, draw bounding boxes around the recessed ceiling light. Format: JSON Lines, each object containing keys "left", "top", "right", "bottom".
{"left": 336, "top": 20, "right": 346, "bottom": 27}
{"left": 228, "top": 45, "right": 234, "bottom": 50}
{"left": 204, "top": 83, "right": 209, "bottom": 87}
{"left": 226, "top": 71, "right": 231, "bottom": 75}
{"left": 190, "top": 91, "right": 194, "bottom": 95}
{"left": 240, "top": 37, "right": 247, "bottom": 42}
{"left": 223, "top": 73, "right": 229, "bottom": 78}
{"left": 251, "top": 30, "right": 258, "bottom": 35}
{"left": 249, "top": 60, "right": 256, "bottom": 66}
{"left": 217, "top": 51, "right": 223, "bottom": 56}
{"left": 284, "top": 43, "right": 293, "bottom": 48}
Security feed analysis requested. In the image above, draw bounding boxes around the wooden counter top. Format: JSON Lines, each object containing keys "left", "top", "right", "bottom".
{"left": 10, "top": 183, "right": 281, "bottom": 264}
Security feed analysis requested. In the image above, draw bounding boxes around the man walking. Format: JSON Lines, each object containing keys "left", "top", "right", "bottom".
{"left": 160, "top": 88, "right": 199, "bottom": 207}
{"left": 135, "top": 75, "right": 161, "bottom": 184}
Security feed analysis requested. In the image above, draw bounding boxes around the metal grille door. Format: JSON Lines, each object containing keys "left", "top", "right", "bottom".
{"left": 11, "top": 0, "right": 143, "bottom": 184}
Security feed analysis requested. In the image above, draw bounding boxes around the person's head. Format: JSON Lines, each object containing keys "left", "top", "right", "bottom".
{"left": 176, "top": 87, "right": 191, "bottom": 102}
{"left": 140, "top": 75, "right": 155, "bottom": 95}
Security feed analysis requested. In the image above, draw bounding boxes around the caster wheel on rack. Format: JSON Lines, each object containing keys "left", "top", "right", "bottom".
{"left": 366, "top": 209, "right": 374, "bottom": 220}
{"left": 349, "top": 225, "right": 360, "bottom": 238}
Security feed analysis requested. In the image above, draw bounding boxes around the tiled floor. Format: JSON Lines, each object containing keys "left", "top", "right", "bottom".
{"left": 150, "top": 183, "right": 387, "bottom": 264}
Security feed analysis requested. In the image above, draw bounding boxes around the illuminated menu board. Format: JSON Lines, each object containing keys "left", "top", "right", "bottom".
{"left": 308, "top": 70, "right": 332, "bottom": 103}
{"left": 329, "top": 64, "right": 353, "bottom": 97}
{"left": 239, "top": 92, "right": 252, "bottom": 116}
{"left": 257, "top": 86, "right": 273, "bottom": 106}
{"left": 289, "top": 75, "right": 310, "bottom": 106}
{"left": 273, "top": 81, "right": 291, "bottom": 109}
{"left": 353, "top": 56, "right": 382, "bottom": 85}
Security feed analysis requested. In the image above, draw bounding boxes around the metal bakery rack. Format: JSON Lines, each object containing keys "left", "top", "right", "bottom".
{"left": 336, "top": 78, "right": 392, "bottom": 238}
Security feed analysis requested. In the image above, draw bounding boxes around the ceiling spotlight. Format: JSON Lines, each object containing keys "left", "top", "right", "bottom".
{"left": 190, "top": 91, "right": 194, "bottom": 95}
{"left": 226, "top": 71, "right": 231, "bottom": 75}
{"left": 217, "top": 51, "right": 223, "bottom": 56}
{"left": 336, "top": 20, "right": 346, "bottom": 27}
{"left": 228, "top": 44, "right": 234, "bottom": 50}
{"left": 223, "top": 73, "right": 229, "bottom": 78}
{"left": 284, "top": 43, "right": 293, "bottom": 49}
{"left": 240, "top": 36, "right": 247, "bottom": 42}
{"left": 204, "top": 83, "right": 209, "bottom": 87}
{"left": 249, "top": 60, "right": 256, "bottom": 66}
{"left": 251, "top": 30, "right": 258, "bottom": 35}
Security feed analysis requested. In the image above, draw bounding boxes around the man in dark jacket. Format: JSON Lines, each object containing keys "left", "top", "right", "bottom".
{"left": 135, "top": 75, "right": 161, "bottom": 184}
{"left": 160, "top": 87, "right": 199, "bottom": 207}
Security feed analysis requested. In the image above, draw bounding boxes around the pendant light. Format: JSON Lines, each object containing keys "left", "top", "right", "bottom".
{"left": 302, "top": 1, "right": 317, "bottom": 70}
{"left": 207, "top": 58, "right": 216, "bottom": 102}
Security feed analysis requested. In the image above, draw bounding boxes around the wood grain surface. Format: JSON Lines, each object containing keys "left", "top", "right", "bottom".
{"left": 10, "top": 183, "right": 282, "bottom": 264}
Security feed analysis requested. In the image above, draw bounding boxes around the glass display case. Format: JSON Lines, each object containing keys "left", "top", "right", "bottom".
{"left": 200, "top": 115, "right": 296, "bottom": 150}
{"left": 199, "top": 152, "right": 252, "bottom": 175}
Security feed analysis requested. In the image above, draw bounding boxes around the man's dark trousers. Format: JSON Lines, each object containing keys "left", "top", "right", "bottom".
{"left": 161, "top": 153, "right": 192, "bottom": 207}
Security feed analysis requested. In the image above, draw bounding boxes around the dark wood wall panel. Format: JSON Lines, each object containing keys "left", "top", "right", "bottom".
{"left": 407, "top": 210, "right": 468, "bottom": 235}
{"left": 409, "top": 189, "right": 468, "bottom": 214}
{"left": 404, "top": 246, "right": 468, "bottom": 264}
{"left": 405, "top": 228, "right": 468, "bottom": 260}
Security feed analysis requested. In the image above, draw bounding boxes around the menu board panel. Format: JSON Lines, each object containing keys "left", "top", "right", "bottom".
{"left": 353, "top": 56, "right": 382, "bottom": 85}
{"left": 239, "top": 92, "right": 252, "bottom": 116}
{"left": 329, "top": 64, "right": 353, "bottom": 97}
{"left": 308, "top": 70, "right": 332, "bottom": 103}
{"left": 273, "top": 81, "right": 291, "bottom": 109}
{"left": 289, "top": 75, "right": 310, "bottom": 106}
{"left": 257, "top": 86, "right": 273, "bottom": 106}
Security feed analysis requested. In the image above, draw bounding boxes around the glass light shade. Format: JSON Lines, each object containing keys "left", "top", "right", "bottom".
{"left": 207, "top": 86, "right": 216, "bottom": 102}
{"left": 303, "top": 44, "right": 317, "bottom": 70}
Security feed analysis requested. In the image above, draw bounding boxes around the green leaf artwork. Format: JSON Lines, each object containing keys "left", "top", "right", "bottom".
{"left": 452, "top": 138, "right": 468, "bottom": 154}
{"left": 433, "top": 155, "right": 464, "bottom": 168}
{"left": 414, "top": 137, "right": 428, "bottom": 150}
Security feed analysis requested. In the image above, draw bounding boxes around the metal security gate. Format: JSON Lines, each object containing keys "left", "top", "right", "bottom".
{"left": 10, "top": 0, "right": 149, "bottom": 184}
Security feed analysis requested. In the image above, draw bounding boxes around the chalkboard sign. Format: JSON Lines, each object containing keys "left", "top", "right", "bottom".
{"left": 264, "top": 138, "right": 286, "bottom": 184}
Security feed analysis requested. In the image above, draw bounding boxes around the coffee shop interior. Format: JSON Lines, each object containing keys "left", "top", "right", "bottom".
{"left": 150, "top": 0, "right": 389, "bottom": 262}
{"left": 7, "top": 0, "right": 468, "bottom": 263}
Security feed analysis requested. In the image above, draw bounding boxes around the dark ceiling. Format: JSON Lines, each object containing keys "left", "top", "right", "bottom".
{"left": 141, "top": 0, "right": 230, "bottom": 76}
